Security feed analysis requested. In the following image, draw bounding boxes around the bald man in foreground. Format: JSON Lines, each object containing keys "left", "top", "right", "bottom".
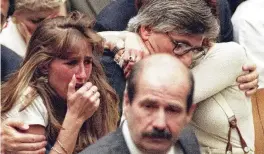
{"left": 80, "top": 53, "right": 199, "bottom": 154}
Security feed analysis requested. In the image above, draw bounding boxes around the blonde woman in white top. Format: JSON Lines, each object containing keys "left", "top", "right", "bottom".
{"left": 0, "top": 0, "right": 67, "bottom": 57}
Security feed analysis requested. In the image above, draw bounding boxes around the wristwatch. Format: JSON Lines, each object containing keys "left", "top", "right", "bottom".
{"left": 112, "top": 40, "right": 125, "bottom": 55}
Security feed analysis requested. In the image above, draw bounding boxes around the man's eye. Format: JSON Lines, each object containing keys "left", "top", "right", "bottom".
{"left": 194, "top": 47, "right": 204, "bottom": 52}
{"left": 175, "top": 43, "right": 187, "bottom": 50}
{"left": 166, "top": 107, "right": 182, "bottom": 114}
{"left": 31, "top": 18, "right": 45, "bottom": 24}
{"left": 144, "top": 104, "right": 157, "bottom": 109}
{"left": 145, "top": 104, "right": 153, "bottom": 108}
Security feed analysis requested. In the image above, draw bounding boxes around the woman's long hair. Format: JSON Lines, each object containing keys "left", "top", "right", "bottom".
{"left": 1, "top": 12, "right": 119, "bottom": 153}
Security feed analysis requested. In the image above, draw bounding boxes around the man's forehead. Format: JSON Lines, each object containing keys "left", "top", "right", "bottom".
{"left": 134, "top": 80, "right": 188, "bottom": 104}
{"left": 136, "top": 95, "right": 186, "bottom": 107}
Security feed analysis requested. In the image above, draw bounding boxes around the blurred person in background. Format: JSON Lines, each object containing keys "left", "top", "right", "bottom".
{"left": 232, "top": 0, "right": 264, "bottom": 153}
{"left": 0, "top": 0, "right": 67, "bottom": 58}
{"left": 1, "top": 0, "right": 22, "bottom": 81}
{"left": 232, "top": 0, "right": 264, "bottom": 90}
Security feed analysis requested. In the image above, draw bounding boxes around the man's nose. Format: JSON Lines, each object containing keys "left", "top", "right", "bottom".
{"left": 153, "top": 109, "right": 167, "bottom": 130}
{"left": 178, "top": 52, "right": 193, "bottom": 68}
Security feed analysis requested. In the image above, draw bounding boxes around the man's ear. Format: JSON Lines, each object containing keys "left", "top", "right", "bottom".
{"left": 138, "top": 25, "right": 152, "bottom": 41}
{"left": 123, "top": 89, "right": 131, "bottom": 118}
{"left": 186, "top": 104, "right": 196, "bottom": 123}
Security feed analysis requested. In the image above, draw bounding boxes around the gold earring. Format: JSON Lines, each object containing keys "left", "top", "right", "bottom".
{"left": 12, "top": 17, "right": 17, "bottom": 24}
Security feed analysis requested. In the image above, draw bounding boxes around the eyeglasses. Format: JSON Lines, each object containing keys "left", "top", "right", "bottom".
{"left": 167, "top": 33, "right": 205, "bottom": 56}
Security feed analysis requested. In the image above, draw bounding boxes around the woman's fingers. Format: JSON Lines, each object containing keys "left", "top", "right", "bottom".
{"left": 89, "top": 92, "right": 100, "bottom": 103}
{"left": 237, "top": 63, "right": 258, "bottom": 83}
{"left": 237, "top": 70, "right": 259, "bottom": 83}
{"left": 124, "top": 62, "right": 135, "bottom": 78}
{"left": 67, "top": 74, "right": 76, "bottom": 97}
{"left": 81, "top": 86, "right": 98, "bottom": 102}
{"left": 242, "top": 63, "right": 256, "bottom": 72}
{"left": 123, "top": 49, "right": 141, "bottom": 63}
{"left": 67, "top": 81, "right": 100, "bottom": 120}
{"left": 75, "top": 82, "right": 93, "bottom": 97}
{"left": 237, "top": 63, "right": 259, "bottom": 97}
{"left": 239, "top": 78, "right": 258, "bottom": 90}
{"left": 245, "top": 88, "right": 257, "bottom": 97}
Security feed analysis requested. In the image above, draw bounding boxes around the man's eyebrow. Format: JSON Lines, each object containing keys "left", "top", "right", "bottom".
{"left": 173, "top": 39, "right": 202, "bottom": 48}
{"left": 140, "top": 98, "right": 157, "bottom": 103}
{"left": 172, "top": 39, "right": 192, "bottom": 46}
{"left": 167, "top": 103, "right": 183, "bottom": 110}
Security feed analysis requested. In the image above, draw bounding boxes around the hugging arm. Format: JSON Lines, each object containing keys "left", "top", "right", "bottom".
{"left": 237, "top": 64, "right": 259, "bottom": 96}
{"left": 191, "top": 43, "right": 248, "bottom": 104}
{"left": 99, "top": 31, "right": 148, "bottom": 77}
{"left": 1, "top": 119, "right": 47, "bottom": 154}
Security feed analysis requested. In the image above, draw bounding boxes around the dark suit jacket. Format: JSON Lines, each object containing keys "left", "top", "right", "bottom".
{"left": 67, "top": 0, "right": 111, "bottom": 18}
{"left": 1, "top": 45, "right": 22, "bottom": 82}
{"left": 101, "top": 50, "right": 126, "bottom": 113}
{"left": 79, "top": 126, "right": 201, "bottom": 154}
{"left": 227, "top": 0, "right": 246, "bottom": 14}
{"left": 218, "top": 0, "right": 233, "bottom": 42}
{"left": 94, "top": 0, "right": 137, "bottom": 32}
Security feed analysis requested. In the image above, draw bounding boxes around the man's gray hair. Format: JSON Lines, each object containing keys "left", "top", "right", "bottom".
{"left": 127, "top": 0, "right": 220, "bottom": 39}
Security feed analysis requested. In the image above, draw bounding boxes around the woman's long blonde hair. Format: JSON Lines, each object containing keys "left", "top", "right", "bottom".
{"left": 1, "top": 12, "right": 119, "bottom": 153}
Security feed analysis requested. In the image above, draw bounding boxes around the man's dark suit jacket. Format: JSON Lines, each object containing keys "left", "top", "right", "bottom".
{"left": 79, "top": 126, "right": 201, "bottom": 154}
{"left": 94, "top": 0, "right": 137, "bottom": 32}
{"left": 101, "top": 50, "right": 126, "bottom": 112}
{"left": 1, "top": 45, "right": 22, "bottom": 82}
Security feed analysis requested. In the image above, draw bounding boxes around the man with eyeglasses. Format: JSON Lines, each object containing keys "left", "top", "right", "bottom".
{"left": 100, "top": 0, "right": 255, "bottom": 153}
{"left": 166, "top": 32, "right": 206, "bottom": 65}
{"left": 101, "top": 0, "right": 257, "bottom": 99}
